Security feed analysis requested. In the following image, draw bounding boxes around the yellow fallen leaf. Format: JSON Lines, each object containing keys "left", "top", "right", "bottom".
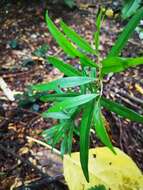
{"left": 64, "top": 147, "right": 143, "bottom": 190}
{"left": 18, "top": 147, "right": 29, "bottom": 155}
{"left": 105, "top": 9, "right": 114, "bottom": 18}
{"left": 135, "top": 83, "right": 143, "bottom": 95}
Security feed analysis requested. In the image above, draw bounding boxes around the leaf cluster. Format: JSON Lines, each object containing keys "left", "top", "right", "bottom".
{"left": 21, "top": 8, "right": 143, "bottom": 182}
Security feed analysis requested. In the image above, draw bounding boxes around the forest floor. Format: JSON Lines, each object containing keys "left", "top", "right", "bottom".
{"left": 0, "top": 1, "right": 143, "bottom": 189}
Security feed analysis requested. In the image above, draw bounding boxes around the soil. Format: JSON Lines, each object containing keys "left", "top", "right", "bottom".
{"left": 0, "top": 1, "right": 143, "bottom": 189}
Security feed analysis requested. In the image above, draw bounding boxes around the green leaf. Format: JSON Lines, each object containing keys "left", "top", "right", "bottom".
{"left": 40, "top": 93, "right": 79, "bottom": 102}
{"left": 90, "top": 67, "right": 96, "bottom": 78}
{"left": 60, "top": 20, "right": 95, "bottom": 54}
{"left": 67, "top": 122, "right": 74, "bottom": 154}
{"left": 101, "top": 97, "right": 143, "bottom": 124}
{"left": 102, "top": 57, "right": 143, "bottom": 74}
{"left": 47, "top": 94, "right": 97, "bottom": 112}
{"left": 45, "top": 12, "right": 98, "bottom": 68}
{"left": 45, "top": 11, "right": 81, "bottom": 57}
{"left": 54, "top": 122, "right": 74, "bottom": 147}
{"left": 80, "top": 101, "right": 94, "bottom": 182}
{"left": 61, "top": 135, "right": 68, "bottom": 155}
{"left": 93, "top": 101, "right": 115, "bottom": 153}
{"left": 42, "top": 124, "right": 63, "bottom": 139}
{"left": 53, "top": 127, "right": 65, "bottom": 146}
{"left": 42, "top": 111, "right": 70, "bottom": 119}
{"left": 94, "top": 9, "right": 103, "bottom": 51}
{"left": 32, "top": 76, "right": 96, "bottom": 92}
{"left": 79, "top": 56, "right": 98, "bottom": 68}
{"left": 108, "top": 7, "right": 143, "bottom": 57}
{"left": 47, "top": 56, "right": 81, "bottom": 76}
{"left": 122, "top": 0, "right": 142, "bottom": 19}
{"left": 42, "top": 123, "right": 65, "bottom": 145}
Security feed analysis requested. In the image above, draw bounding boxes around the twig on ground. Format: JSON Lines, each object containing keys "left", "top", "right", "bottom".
{"left": 0, "top": 77, "right": 15, "bottom": 101}
{"left": 118, "top": 90, "right": 143, "bottom": 106}
{"left": 26, "top": 136, "right": 61, "bottom": 155}
{"left": 128, "top": 39, "right": 142, "bottom": 47}
{"left": 109, "top": 89, "right": 142, "bottom": 110}
{"left": 115, "top": 93, "right": 141, "bottom": 110}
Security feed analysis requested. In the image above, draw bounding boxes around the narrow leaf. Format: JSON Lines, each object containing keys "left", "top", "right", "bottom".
{"left": 42, "top": 123, "right": 65, "bottom": 145}
{"left": 53, "top": 127, "right": 65, "bottom": 146}
{"left": 67, "top": 122, "right": 74, "bottom": 154}
{"left": 108, "top": 7, "right": 143, "bottom": 57}
{"left": 42, "top": 124, "right": 63, "bottom": 139}
{"left": 80, "top": 101, "right": 94, "bottom": 182}
{"left": 40, "top": 93, "right": 79, "bottom": 102}
{"left": 102, "top": 57, "right": 143, "bottom": 74}
{"left": 32, "top": 77, "right": 96, "bottom": 92}
{"left": 90, "top": 67, "right": 96, "bottom": 78}
{"left": 122, "top": 0, "right": 141, "bottom": 19}
{"left": 60, "top": 20, "right": 95, "bottom": 54}
{"left": 93, "top": 102, "right": 115, "bottom": 153}
{"left": 45, "top": 12, "right": 98, "bottom": 68}
{"left": 45, "top": 11, "right": 81, "bottom": 57}
{"left": 61, "top": 136, "right": 68, "bottom": 155}
{"left": 42, "top": 111, "right": 70, "bottom": 119}
{"left": 101, "top": 97, "right": 143, "bottom": 124}
{"left": 48, "top": 56, "right": 82, "bottom": 76}
{"left": 48, "top": 94, "right": 97, "bottom": 112}
{"left": 79, "top": 56, "right": 98, "bottom": 68}
{"left": 94, "top": 9, "right": 103, "bottom": 51}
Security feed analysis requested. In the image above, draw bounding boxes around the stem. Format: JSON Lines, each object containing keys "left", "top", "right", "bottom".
{"left": 96, "top": 51, "right": 103, "bottom": 98}
{"left": 93, "top": 9, "right": 105, "bottom": 98}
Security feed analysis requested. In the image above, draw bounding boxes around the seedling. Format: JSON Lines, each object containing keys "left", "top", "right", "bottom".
{"left": 23, "top": 8, "right": 143, "bottom": 182}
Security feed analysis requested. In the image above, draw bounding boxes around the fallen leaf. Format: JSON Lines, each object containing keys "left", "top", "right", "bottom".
{"left": 64, "top": 147, "right": 143, "bottom": 190}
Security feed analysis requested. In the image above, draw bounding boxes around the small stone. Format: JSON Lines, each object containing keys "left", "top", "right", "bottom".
{"left": 31, "top": 34, "right": 37, "bottom": 39}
